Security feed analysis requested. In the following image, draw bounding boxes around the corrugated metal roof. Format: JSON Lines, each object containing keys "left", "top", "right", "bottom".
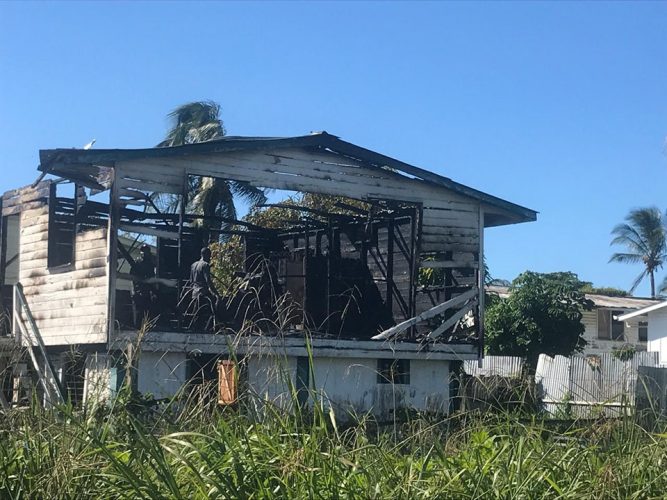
{"left": 586, "top": 294, "right": 660, "bottom": 310}
{"left": 486, "top": 285, "right": 660, "bottom": 310}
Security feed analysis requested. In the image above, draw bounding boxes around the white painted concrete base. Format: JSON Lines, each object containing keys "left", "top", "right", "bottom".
{"left": 83, "top": 345, "right": 455, "bottom": 420}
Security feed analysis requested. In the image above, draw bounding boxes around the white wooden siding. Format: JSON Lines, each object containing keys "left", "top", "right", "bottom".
{"left": 647, "top": 309, "right": 667, "bottom": 365}
{"left": 115, "top": 147, "right": 481, "bottom": 267}
{"left": 581, "top": 309, "right": 646, "bottom": 356}
{"left": 14, "top": 185, "right": 109, "bottom": 345}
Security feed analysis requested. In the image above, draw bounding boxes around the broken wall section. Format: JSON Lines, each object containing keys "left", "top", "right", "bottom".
{"left": 1, "top": 181, "right": 110, "bottom": 346}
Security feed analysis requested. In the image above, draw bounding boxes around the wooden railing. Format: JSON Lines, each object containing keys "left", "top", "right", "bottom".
{"left": 13, "top": 283, "right": 65, "bottom": 406}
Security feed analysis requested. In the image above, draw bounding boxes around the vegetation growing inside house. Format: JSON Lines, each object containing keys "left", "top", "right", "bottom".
{"left": 485, "top": 271, "right": 593, "bottom": 370}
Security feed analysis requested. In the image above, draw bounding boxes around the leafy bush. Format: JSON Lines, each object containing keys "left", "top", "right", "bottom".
{"left": 485, "top": 272, "right": 594, "bottom": 371}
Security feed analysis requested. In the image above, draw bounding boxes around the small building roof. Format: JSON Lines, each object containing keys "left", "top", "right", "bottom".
{"left": 584, "top": 294, "right": 660, "bottom": 310}
{"left": 486, "top": 285, "right": 661, "bottom": 310}
{"left": 617, "top": 301, "right": 667, "bottom": 322}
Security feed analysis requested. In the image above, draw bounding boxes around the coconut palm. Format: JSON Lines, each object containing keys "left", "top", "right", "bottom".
{"left": 659, "top": 276, "right": 667, "bottom": 297}
{"left": 157, "top": 101, "right": 266, "bottom": 224}
{"left": 609, "top": 207, "right": 666, "bottom": 297}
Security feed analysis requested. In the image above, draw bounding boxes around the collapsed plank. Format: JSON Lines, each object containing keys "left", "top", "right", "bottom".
{"left": 372, "top": 288, "right": 477, "bottom": 341}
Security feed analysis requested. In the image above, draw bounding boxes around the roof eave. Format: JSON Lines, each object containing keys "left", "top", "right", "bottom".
{"left": 38, "top": 132, "right": 537, "bottom": 223}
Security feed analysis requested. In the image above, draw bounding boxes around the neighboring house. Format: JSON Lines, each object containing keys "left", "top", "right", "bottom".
{"left": 617, "top": 301, "right": 667, "bottom": 366}
{"left": 486, "top": 286, "right": 660, "bottom": 356}
{"left": 0, "top": 132, "right": 536, "bottom": 417}
{"left": 580, "top": 294, "right": 659, "bottom": 355}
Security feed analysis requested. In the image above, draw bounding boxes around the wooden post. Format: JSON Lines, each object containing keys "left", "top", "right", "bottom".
{"left": 177, "top": 186, "right": 187, "bottom": 330}
{"left": 106, "top": 168, "right": 119, "bottom": 346}
{"left": 12, "top": 363, "right": 27, "bottom": 405}
{"left": 326, "top": 217, "right": 332, "bottom": 335}
{"left": 386, "top": 218, "right": 394, "bottom": 317}
{"left": 477, "top": 206, "right": 485, "bottom": 363}
{"left": 408, "top": 205, "right": 421, "bottom": 338}
{"left": 303, "top": 222, "right": 309, "bottom": 327}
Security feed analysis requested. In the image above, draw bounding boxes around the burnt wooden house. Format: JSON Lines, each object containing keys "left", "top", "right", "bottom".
{"left": 0, "top": 132, "right": 536, "bottom": 415}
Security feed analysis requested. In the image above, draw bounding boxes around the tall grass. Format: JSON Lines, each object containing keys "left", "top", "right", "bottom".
{"left": 2, "top": 386, "right": 667, "bottom": 499}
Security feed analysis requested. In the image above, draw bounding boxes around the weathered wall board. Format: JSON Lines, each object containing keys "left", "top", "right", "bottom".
{"left": 9, "top": 183, "right": 109, "bottom": 346}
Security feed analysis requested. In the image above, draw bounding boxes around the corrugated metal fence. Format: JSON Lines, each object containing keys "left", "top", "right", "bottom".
{"left": 460, "top": 356, "right": 530, "bottom": 412}
{"left": 635, "top": 366, "right": 667, "bottom": 418}
{"left": 535, "top": 352, "right": 660, "bottom": 417}
{"left": 463, "top": 356, "right": 525, "bottom": 378}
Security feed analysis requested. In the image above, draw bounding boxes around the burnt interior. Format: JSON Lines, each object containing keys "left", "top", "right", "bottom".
{"left": 112, "top": 193, "right": 423, "bottom": 340}
{"left": 0, "top": 176, "right": 478, "bottom": 341}
{"left": 0, "top": 173, "right": 483, "bottom": 344}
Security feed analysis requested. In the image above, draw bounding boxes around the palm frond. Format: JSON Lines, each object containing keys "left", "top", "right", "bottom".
{"left": 608, "top": 252, "right": 643, "bottom": 264}
{"left": 629, "top": 269, "right": 649, "bottom": 294}
{"left": 230, "top": 181, "right": 267, "bottom": 206}
{"left": 610, "top": 224, "right": 649, "bottom": 254}
{"left": 610, "top": 207, "right": 667, "bottom": 294}
{"left": 157, "top": 101, "right": 225, "bottom": 147}
{"left": 190, "top": 177, "right": 236, "bottom": 223}
{"left": 659, "top": 276, "right": 667, "bottom": 295}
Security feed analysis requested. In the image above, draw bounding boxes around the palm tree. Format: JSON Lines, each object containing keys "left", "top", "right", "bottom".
{"left": 659, "top": 275, "right": 667, "bottom": 297}
{"left": 609, "top": 207, "right": 666, "bottom": 297}
{"left": 157, "top": 101, "right": 266, "bottom": 225}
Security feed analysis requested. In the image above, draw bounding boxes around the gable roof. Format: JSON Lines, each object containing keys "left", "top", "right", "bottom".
{"left": 487, "top": 285, "right": 660, "bottom": 310}
{"left": 38, "top": 131, "right": 537, "bottom": 224}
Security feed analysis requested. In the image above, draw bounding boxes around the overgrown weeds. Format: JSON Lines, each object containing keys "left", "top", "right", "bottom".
{"left": 2, "top": 389, "right": 667, "bottom": 498}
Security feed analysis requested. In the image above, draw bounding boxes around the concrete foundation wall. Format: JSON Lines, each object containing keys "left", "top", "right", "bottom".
{"left": 247, "top": 354, "right": 450, "bottom": 420}
{"left": 82, "top": 348, "right": 453, "bottom": 419}
{"left": 137, "top": 351, "right": 188, "bottom": 400}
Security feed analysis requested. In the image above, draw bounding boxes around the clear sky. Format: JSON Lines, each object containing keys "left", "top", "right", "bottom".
{"left": 0, "top": 1, "right": 665, "bottom": 296}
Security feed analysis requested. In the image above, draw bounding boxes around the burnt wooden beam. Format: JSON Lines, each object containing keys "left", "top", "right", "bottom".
{"left": 372, "top": 288, "right": 477, "bottom": 341}
{"left": 386, "top": 218, "right": 394, "bottom": 317}
{"left": 259, "top": 203, "right": 359, "bottom": 221}
{"left": 116, "top": 239, "right": 137, "bottom": 269}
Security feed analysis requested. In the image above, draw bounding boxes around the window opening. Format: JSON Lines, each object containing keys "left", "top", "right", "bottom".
{"left": 48, "top": 182, "right": 76, "bottom": 268}
{"left": 597, "top": 309, "right": 625, "bottom": 340}
{"left": 377, "top": 359, "right": 410, "bottom": 385}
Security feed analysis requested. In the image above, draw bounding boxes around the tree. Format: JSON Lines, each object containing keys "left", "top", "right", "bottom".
{"left": 578, "top": 283, "right": 629, "bottom": 297}
{"left": 609, "top": 207, "right": 666, "bottom": 298}
{"left": 485, "top": 271, "right": 593, "bottom": 371}
{"left": 157, "top": 101, "right": 266, "bottom": 225}
{"left": 660, "top": 276, "right": 667, "bottom": 297}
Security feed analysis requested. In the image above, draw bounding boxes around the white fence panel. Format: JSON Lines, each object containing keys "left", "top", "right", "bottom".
{"left": 463, "top": 356, "right": 524, "bottom": 378}
{"left": 536, "top": 352, "right": 659, "bottom": 417}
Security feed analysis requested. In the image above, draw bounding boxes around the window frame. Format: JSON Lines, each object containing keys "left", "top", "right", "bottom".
{"left": 597, "top": 309, "right": 625, "bottom": 341}
{"left": 377, "top": 358, "right": 410, "bottom": 385}
{"left": 638, "top": 320, "right": 648, "bottom": 342}
{"left": 47, "top": 182, "right": 77, "bottom": 269}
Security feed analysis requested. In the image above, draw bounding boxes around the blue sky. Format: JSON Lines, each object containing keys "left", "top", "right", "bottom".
{"left": 1, "top": 1, "right": 665, "bottom": 295}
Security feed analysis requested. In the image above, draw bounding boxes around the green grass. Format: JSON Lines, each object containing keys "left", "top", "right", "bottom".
{"left": 2, "top": 389, "right": 667, "bottom": 499}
